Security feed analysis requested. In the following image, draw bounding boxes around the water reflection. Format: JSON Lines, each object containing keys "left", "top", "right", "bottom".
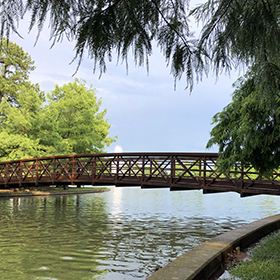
{"left": 0, "top": 194, "right": 109, "bottom": 279}
{"left": 0, "top": 187, "right": 279, "bottom": 279}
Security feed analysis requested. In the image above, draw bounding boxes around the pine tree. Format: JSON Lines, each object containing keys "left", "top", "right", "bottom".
{"left": 0, "top": 37, "right": 35, "bottom": 105}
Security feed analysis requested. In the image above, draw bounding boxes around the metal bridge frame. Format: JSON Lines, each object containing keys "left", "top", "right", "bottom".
{"left": 0, "top": 152, "right": 280, "bottom": 196}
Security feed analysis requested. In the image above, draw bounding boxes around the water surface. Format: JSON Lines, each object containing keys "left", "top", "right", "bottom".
{"left": 0, "top": 187, "right": 279, "bottom": 279}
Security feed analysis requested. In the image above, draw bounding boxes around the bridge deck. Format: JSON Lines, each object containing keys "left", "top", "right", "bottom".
{"left": 0, "top": 152, "right": 279, "bottom": 196}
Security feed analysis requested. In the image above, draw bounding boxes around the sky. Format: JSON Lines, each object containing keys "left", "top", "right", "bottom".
{"left": 10, "top": 1, "right": 240, "bottom": 154}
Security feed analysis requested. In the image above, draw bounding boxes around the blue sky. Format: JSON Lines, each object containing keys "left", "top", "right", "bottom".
{"left": 10, "top": 1, "right": 240, "bottom": 153}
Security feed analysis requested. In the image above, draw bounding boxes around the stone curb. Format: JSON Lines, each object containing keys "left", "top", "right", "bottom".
{"left": 147, "top": 214, "right": 280, "bottom": 280}
{"left": 0, "top": 189, "right": 110, "bottom": 197}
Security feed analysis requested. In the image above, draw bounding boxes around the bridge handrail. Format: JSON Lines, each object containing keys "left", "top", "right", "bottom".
{"left": 0, "top": 152, "right": 279, "bottom": 196}
{"left": 0, "top": 152, "right": 219, "bottom": 165}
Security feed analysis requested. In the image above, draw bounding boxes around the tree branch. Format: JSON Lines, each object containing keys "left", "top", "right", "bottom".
{"left": 150, "top": 0, "right": 191, "bottom": 53}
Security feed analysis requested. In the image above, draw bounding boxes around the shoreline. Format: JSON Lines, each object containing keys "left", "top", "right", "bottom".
{"left": 0, "top": 188, "right": 110, "bottom": 197}
{"left": 147, "top": 214, "right": 280, "bottom": 280}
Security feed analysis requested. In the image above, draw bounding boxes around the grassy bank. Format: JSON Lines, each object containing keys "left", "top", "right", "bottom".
{"left": 35, "top": 186, "right": 109, "bottom": 191}
{"left": 4, "top": 186, "right": 109, "bottom": 192}
{"left": 0, "top": 186, "right": 110, "bottom": 197}
{"left": 225, "top": 230, "right": 280, "bottom": 280}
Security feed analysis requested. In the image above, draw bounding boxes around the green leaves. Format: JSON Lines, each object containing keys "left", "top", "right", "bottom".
{"left": 0, "top": 37, "right": 35, "bottom": 105}
{"left": 192, "top": 0, "right": 280, "bottom": 71}
{"left": 0, "top": 40, "right": 116, "bottom": 161}
{"left": 47, "top": 78, "right": 116, "bottom": 154}
{"left": 0, "top": 131, "right": 45, "bottom": 162}
{"left": 191, "top": 0, "right": 280, "bottom": 174}
{"left": 0, "top": 0, "right": 202, "bottom": 89}
{"left": 0, "top": 78, "right": 117, "bottom": 161}
{"left": 207, "top": 73, "right": 280, "bottom": 175}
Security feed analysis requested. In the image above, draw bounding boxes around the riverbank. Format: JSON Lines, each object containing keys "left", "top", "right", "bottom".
{"left": 147, "top": 214, "right": 280, "bottom": 280}
{"left": 0, "top": 187, "right": 110, "bottom": 197}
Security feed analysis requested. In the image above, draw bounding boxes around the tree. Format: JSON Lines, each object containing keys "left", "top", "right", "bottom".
{"left": 0, "top": 37, "right": 35, "bottom": 105}
{"left": 0, "top": 78, "right": 116, "bottom": 161}
{"left": 46, "top": 79, "right": 116, "bottom": 154}
{"left": 206, "top": 73, "right": 280, "bottom": 175}
{"left": 0, "top": 40, "right": 116, "bottom": 162}
{"left": 0, "top": 83, "right": 55, "bottom": 161}
{"left": 0, "top": 39, "right": 59, "bottom": 161}
{"left": 191, "top": 0, "right": 280, "bottom": 111}
{"left": 194, "top": 0, "right": 280, "bottom": 174}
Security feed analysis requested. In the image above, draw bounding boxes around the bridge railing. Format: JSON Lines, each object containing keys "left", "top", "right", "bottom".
{"left": 0, "top": 153, "right": 280, "bottom": 195}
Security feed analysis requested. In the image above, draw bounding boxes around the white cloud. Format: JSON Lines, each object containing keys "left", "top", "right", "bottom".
{"left": 114, "top": 145, "right": 123, "bottom": 153}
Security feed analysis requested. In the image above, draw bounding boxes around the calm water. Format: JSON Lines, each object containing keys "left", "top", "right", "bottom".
{"left": 0, "top": 187, "right": 280, "bottom": 279}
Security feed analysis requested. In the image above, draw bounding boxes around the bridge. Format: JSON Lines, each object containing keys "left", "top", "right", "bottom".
{"left": 0, "top": 152, "right": 280, "bottom": 197}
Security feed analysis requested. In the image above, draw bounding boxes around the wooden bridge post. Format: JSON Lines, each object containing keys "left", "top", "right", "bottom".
{"left": 71, "top": 156, "right": 75, "bottom": 185}
{"left": 141, "top": 155, "right": 145, "bottom": 184}
{"left": 18, "top": 161, "right": 23, "bottom": 187}
{"left": 203, "top": 155, "right": 206, "bottom": 187}
{"left": 5, "top": 163, "right": 8, "bottom": 188}
{"left": 150, "top": 157, "right": 152, "bottom": 176}
{"left": 199, "top": 158, "right": 202, "bottom": 179}
{"left": 170, "top": 155, "right": 175, "bottom": 185}
{"left": 35, "top": 158, "right": 38, "bottom": 186}
{"left": 52, "top": 158, "right": 56, "bottom": 185}
{"left": 128, "top": 158, "right": 131, "bottom": 177}
{"left": 241, "top": 166, "right": 244, "bottom": 190}
{"left": 92, "top": 156, "right": 96, "bottom": 182}
{"left": 116, "top": 155, "right": 119, "bottom": 178}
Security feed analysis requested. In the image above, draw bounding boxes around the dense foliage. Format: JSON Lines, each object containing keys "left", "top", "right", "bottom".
{"left": 207, "top": 74, "right": 280, "bottom": 175}
{"left": 47, "top": 79, "right": 115, "bottom": 154}
{"left": 198, "top": 0, "right": 280, "bottom": 174}
{"left": 0, "top": 40, "right": 116, "bottom": 161}
{"left": 0, "top": 78, "right": 116, "bottom": 161}
{"left": 0, "top": 0, "right": 201, "bottom": 89}
{"left": 0, "top": 37, "right": 35, "bottom": 105}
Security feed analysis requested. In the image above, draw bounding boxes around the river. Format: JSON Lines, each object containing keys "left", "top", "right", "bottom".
{"left": 0, "top": 187, "right": 279, "bottom": 279}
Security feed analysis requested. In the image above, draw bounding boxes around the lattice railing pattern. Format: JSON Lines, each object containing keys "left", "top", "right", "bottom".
{"left": 0, "top": 153, "right": 280, "bottom": 196}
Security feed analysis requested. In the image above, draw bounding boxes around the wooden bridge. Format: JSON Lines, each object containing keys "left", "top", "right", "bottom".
{"left": 0, "top": 152, "right": 280, "bottom": 197}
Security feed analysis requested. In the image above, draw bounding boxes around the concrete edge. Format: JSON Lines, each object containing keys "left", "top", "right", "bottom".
{"left": 0, "top": 189, "right": 110, "bottom": 197}
{"left": 146, "top": 214, "right": 280, "bottom": 280}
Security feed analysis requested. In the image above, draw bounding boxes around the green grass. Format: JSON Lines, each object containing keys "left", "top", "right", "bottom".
{"left": 45, "top": 186, "right": 109, "bottom": 191}
{"left": 226, "top": 230, "right": 280, "bottom": 280}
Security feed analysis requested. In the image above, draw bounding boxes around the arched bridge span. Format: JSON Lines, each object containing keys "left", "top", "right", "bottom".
{"left": 1, "top": 152, "right": 280, "bottom": 197}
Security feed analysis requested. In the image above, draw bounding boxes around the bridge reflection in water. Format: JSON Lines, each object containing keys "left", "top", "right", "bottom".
{"left": 0, "top": 152, "right": 280, "bottom": 196}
